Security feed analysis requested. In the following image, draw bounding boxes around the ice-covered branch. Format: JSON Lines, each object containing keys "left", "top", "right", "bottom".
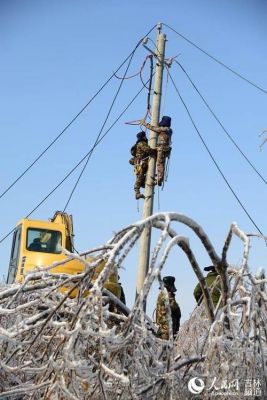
{"left": 0, "top": 212, "right": 266, "bottom": 399}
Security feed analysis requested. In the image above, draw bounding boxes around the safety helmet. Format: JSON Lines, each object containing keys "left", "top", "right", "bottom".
{"left": 159, "top": 116, "right": 171, "bottom": 127}
{"left": 204, "top": 266, "right": 216, "bottom": 272}
{"left": 163, "top": 276, "right": 177, "bottom": 292}
{"left": 136, "top": 131, "right": 146, "bottom": 140}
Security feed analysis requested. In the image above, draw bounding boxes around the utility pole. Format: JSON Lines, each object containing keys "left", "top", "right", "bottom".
{"left": 136, "top": 24, "right": 166, "bottom": 297}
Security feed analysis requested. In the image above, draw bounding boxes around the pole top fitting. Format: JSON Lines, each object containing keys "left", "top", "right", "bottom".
{"left": 142, "top": 37, "right": 148, "bottom": 45}
{"left": 157, "top": 22, "right": 162, "bottom": 32}
{"left": 165, "top": 58, "right": 173, "bottom": 68}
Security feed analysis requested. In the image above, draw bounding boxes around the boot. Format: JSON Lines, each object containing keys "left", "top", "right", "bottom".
{"left": 135, "top": 192, "right": 145, "bottom": 200}
{"left": 150, "top": 176, "right": 157, "bottom": 185}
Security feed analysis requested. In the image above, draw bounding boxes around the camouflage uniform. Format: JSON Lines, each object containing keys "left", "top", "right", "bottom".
{"left": 130, "top": 134, "right": 155, "bottom": 199}
{"left": 194, "top": 271, "right": 221, "bottom": 306}
{"left": 156, "top": 288, "right": 181, "bottom": 340}
{"left": 157, "top": 130, "right": 171, "bottom": 186}
{"left": 144, "top": 117, "right": 172, "bottom": 186}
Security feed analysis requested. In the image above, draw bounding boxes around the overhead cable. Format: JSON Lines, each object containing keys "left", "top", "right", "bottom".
{"left": 175, "top": 60, "right": 267, "bottom": 185}
{"left": 139, "top": 55, "right": 153, "bottom": 91}
{"left": 0, "top": 25, "right": 157, "bottom": 202}
{"left": 0, "top": 80, "right": 149, "bottom": 245}
{"left": 114, "top": 55, "right": 150, "bottom": 81}
{"left": 63, "top": 38, "right": 141, "bottom": 211}
{"left": 163, "top": 23, "right": 267, "bottom": 95}
{"left": 167, "top": 68, "right": 264, "bottom": 236}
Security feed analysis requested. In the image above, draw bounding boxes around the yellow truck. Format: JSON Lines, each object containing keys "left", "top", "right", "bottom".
{"left": 7, "top": 211, "right": 121, "bottom": 297}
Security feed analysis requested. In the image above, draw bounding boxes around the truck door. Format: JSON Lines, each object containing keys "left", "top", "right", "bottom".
{"left": 7, "top": 225, "right": 22, "bottom": 284}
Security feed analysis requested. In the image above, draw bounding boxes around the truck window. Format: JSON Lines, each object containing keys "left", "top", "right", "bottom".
{"left": 7, "top": 225, "right": 22, "bottom": 283}
{"left": 27, "top": 228, "right": 62, "bottom": 254}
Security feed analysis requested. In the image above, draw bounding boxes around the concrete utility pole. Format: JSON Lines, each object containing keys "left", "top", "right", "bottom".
{"left": 136, "top": 24, "right": 166, "bottom": 297}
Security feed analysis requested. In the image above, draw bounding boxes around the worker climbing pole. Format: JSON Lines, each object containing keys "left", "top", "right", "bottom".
{"left": 136, "top": 23, "right": 167, "bottom": 299}
{"left": 129, "top": 131, "right": 156, "bottom": 199}
{"left": 141, "top": 115, "right": 172, "bottom": 187}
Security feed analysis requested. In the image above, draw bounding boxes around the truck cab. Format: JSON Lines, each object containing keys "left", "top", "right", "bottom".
{"left": 7, "top": 212, "right": 121, "bottom": 298}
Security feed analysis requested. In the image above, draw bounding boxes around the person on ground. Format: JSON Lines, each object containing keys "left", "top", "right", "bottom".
{"left": 193, "top": 265, "right": 221, "bottom": 307}
{"left": 156, "top": 276, "right": 181, "bottom": 340}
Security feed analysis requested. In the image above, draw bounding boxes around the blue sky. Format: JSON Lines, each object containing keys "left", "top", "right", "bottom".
{"left": 1, "top": 0, "right": 267, "bottom": 319}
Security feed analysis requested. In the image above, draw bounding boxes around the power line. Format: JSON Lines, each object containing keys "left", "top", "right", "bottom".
{"left": 63, "top": 39, "right": 140, "bottom": 211}
{"left": 174, "top": 60, "right": 267, "bottom": 186}
{"left": 163, "top": 23, "right": 267, "bottom": 95}
{"left": 0, "top": 25, "right": 157, "bottom": 202}
{"left": 167, "top": 68, "right": 264, "bottom": 236}
{"left": 0, "top": 80, "right": 149, "bottom": 245}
